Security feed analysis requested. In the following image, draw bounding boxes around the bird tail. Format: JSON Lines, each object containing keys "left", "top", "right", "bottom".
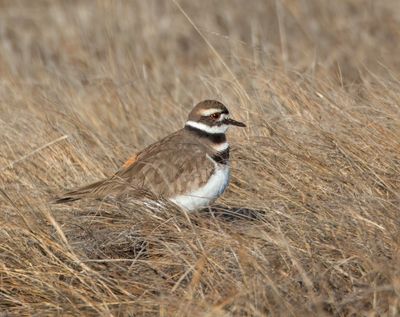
{"left": 52, "top": 179, "right": 106, "bottom": 204}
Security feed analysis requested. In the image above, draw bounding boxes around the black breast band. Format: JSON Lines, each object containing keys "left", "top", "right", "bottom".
{"left": 211, "top": 148, "right": 230, "bottom": 164}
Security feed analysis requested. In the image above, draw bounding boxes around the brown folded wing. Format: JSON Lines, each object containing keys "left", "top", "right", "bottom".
{"left": 54, "top": 129, "right": 216, "bottom": 202}
{"left": 113, "top": 130, "right": 216, "bottom": 198}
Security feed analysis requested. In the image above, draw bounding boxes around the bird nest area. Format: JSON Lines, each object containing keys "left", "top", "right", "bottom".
{"left": 1, "top": 1, "right": 400, "bottom": 316}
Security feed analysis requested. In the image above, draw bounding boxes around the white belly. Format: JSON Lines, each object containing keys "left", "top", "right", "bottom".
{"left": 170, "top": 161, "right": 230, "bottom": 211}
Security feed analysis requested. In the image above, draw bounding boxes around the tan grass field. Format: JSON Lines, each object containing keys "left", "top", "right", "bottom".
{"left": 1, "top": 1, "right": 400, "bottom": 316}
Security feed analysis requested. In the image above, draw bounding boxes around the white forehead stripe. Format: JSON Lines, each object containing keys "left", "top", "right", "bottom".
{"left": 185, "top": 121, "right": 228, "bottom": 134}
{"left": 217, "top": 113, "right": 229, "bottom": 121}
{"left": 199, "top": 108, "right": 225, "bottom": 116}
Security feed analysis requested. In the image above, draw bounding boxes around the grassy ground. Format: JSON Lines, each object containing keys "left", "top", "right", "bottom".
{"left": 1, "top": 0, "right": 400, "bottom": 316}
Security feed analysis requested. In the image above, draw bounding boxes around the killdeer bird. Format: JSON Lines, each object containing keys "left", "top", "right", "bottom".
{"left": 54, "top": 100, "right": 246, "bottom": 211}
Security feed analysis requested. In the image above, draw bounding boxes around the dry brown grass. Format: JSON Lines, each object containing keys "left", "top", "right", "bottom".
{"left": 1, "top": 0, "right": 400, "bottom": 316}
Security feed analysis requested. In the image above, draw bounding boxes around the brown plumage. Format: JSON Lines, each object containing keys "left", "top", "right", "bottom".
{"left": 54, "top": 100, "right": 245, "bottom": 209}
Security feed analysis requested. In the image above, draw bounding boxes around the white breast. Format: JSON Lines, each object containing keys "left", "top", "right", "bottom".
{"left": 170, "top": 155, "right": 230, "bottom": 211}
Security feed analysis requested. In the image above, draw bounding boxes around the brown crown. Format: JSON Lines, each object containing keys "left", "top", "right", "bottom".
{"left": 187, "top": 100, "right": 229, "bottom": 122}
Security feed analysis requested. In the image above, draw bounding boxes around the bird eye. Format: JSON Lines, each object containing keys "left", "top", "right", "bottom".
{"left": 211, "top": 113, "right": 221, "bottom": 119}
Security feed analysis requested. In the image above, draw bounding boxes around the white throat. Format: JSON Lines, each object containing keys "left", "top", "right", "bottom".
{"left": 185, "top": 121, "right": 228, "bottom": 134}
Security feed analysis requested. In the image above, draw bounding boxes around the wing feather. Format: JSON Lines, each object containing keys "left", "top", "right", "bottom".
{"left": 53, "top": 129, "right": 216, "bottom": 203}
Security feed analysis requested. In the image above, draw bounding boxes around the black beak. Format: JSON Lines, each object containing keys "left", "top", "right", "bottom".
{"left": 224, "top": 118, "right": 246, "bottom": 127}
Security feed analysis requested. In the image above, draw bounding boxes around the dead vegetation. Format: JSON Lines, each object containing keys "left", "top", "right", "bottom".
{"left": 1, "top": 0, "right": 400, "bottom": 316}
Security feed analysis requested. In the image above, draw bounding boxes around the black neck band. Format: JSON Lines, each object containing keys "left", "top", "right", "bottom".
{"left": 185, "top": 124, "right": 226, "bottom": 144}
